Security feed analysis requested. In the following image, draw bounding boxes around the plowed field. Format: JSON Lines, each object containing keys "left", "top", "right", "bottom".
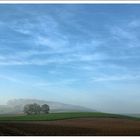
{"left": 0, "top": 118, "right": 140, "bottom": 136}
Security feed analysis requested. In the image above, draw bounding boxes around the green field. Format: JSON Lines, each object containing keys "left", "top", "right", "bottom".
{"left": 0, "top": 112, "right": 138, "bottom": 121}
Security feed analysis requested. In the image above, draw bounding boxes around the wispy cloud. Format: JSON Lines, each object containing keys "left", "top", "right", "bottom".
{"left": 91, "top": 74, "right": 140, "bottom": 82}
{"left": 128, "top": 20, "right": 140, "bottom": 28}
{"left": 35, "top": 78, "right": 78, "bottom": 88}
{"left": 35, "top": 35, "right": 69, "bottom": 51}
{"left": 0, "top": 51, "right": 108, "bottom": 66}
{"left": 110, "top": 26, "right": 136, "bottom": 41}
{"left": 109, "top": 20, "right": 140, "bottom": 49}
{"left": 0, "top": 6, "right": 109, "bottom": 68}
{"left": 0, "top": 74, "right": 24, "bottom": 83}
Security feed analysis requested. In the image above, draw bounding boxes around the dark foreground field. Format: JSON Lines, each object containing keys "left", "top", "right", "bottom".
{"left": 1, "top": 118, "right": 140, "bottom": 136}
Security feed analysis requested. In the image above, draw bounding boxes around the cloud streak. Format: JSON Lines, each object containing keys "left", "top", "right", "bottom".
{"left": 92, "top": 74, "right": 140, "bottom": 82}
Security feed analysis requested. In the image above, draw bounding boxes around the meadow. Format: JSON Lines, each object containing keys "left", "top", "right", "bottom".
{"left": 0, "top": 112, "right": 137, "bottom": 121}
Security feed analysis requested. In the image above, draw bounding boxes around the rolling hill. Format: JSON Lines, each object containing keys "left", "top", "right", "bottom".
{"left": 0, "top": 99, "right": 95, "bottom": 114}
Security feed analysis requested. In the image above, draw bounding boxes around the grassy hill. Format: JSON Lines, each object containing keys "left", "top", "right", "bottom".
{"left": 0, "top": 112, "right": 138, "bottom": 121}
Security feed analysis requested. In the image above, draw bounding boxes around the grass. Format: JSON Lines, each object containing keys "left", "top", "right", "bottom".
{"left": 0, "top": 112, "right": 138, "bottom": 121}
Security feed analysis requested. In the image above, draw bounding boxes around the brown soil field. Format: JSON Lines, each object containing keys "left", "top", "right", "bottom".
{"left": 0, "top": 118, "right": 140, "bottom": 136}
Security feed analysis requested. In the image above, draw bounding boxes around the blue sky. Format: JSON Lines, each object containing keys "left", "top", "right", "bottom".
{"left": 0, "top": 4, "right": 140, "bottom": 113}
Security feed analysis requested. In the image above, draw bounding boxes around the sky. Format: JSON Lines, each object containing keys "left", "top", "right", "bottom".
{"left": 0, "top": 4, "right": 140, "bottom": 113}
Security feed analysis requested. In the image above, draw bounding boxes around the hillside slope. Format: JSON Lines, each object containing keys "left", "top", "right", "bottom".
{"left": 0, "top": 99, "right": 95, "bottom": 114}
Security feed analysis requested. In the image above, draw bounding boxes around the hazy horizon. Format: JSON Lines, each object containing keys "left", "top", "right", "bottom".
{"left": 0, "top": 4, "right": 140, "bottom": 114}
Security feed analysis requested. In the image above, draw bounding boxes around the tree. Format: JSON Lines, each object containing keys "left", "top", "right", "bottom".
{"left": 41, "top": 104, "right": 50, "bottom": 114}
{"left": 24, "top": 104, "right": 34, "bottom": 115}
{"left": 32, "top": 103, "right": 41, "bottom": 114}
{"left": 24, "top": 103, "right": 41, "bottom": 115}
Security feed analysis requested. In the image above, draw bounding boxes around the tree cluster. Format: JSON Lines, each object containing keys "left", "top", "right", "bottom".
{"left": 24, "top": 103, "right": 50, "bottom": 115}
